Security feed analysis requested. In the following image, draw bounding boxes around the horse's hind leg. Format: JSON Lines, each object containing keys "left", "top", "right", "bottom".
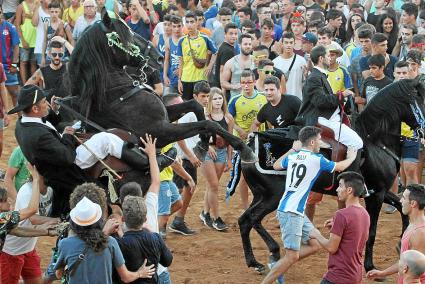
{"left": 238, "top": 198, "right": 266, "bottom": 273}
{"left": 239, "top": 196, "right": 281, "bottom": 274}
{"left": 251, "top": 199, "right": 281, "bottom": 263}
{"left": 364, "top": 190, "right": 386, "bottom": 272}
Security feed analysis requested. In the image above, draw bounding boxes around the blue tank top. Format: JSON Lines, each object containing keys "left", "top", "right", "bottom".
{"left": 158, "top": 34, "right": 166, "bottom": 57}
{"left": 158, "top": 34, "right": 166, "bottom": 81}
{"left": 168, "top": 37, "right": 179, "bottom": 87}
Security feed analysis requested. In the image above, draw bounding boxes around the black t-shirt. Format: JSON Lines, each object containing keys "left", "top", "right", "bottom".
{"left": 257, "top": 94, "right": 301, "bottom": 128}
{"left": 116, "top": 230, "right": 173, "bottom": 284}
{"left": 366, "top": 13, "right": 380, "bottom": 27}
{"left": 362, "top": 76, "right": 393, "bottom": 103}
{"left": 213, "top": 41, "right": 235, "bottom": 88}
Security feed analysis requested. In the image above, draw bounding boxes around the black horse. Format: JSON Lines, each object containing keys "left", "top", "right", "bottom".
{"left": 235, "top": 78, "right": 425, "bottom": 273}
{"left": 63, "top": 11, "right": 255, "bottom": 189}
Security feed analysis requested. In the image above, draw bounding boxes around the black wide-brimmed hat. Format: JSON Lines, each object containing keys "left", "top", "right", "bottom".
{"left": 8, "top": 85, "right": 47, "bottom": 114}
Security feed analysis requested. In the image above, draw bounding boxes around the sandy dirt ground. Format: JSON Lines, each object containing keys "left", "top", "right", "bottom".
{"left": 1, "top": 115, "right": 401, "bottom": 283}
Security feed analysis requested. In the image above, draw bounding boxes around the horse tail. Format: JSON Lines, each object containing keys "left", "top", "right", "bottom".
{"left": 226, "top": 152, "right": 242, "bottom": 202}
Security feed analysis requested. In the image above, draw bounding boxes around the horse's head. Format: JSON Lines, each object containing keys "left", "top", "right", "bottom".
{"left": 67, "top": 9, "right": 163, "bottom": 113}
{"left": 99, "top": 9, "right": 163, "bottom": 71}
{"left": 404, "top": 77, "right": 425, "bottom": 138}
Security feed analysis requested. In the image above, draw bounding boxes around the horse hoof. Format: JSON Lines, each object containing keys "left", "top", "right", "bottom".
{"left": 251, "top": 263, "right": 266, "bottom": 275}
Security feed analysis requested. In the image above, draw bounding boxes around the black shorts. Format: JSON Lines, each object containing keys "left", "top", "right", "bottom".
{"left": 173, "top": 158, "right": 197, "bottom": 188}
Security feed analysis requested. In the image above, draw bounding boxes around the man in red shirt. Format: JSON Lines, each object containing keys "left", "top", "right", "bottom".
{"left": 309, "top": 171, "right": 370, "bottom": 284}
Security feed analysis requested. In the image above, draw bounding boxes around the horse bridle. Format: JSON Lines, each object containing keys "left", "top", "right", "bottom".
{"left": 410, "top": 99, "right": 425, "bottom": 139}
{"left": 100, "top": 20, "right": 152, "bottom": 85}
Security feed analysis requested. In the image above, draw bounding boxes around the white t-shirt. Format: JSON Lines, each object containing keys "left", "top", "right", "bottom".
{"left": 153, "top": 22, "right": 164, "bottom": 37}
{"left": 34, "top": 7, "right": 50, "bottom": 54}
{"left": 175, "top": 112, "right": 200, "bottom": 160}
{"left": 2, "top": 0, "right": 19, "bottom": 13}
{"left": 273, "top": 54, "right": 306, "bottom": 101}
{"left": 144, "top": 191, "right": 167, "bottom": 275}
{"left": 73, "top": 13, "right": 101, "bottom": 40}
{"left": 2, "top": 182, "right": 53, "bottom": 255}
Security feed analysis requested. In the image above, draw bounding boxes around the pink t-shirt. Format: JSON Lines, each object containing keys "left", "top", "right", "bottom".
{"left": 323, "top": 205, "right": 370, "bottom": 284}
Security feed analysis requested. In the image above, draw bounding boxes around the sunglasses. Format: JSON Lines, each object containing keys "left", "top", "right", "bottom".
{"left": 260, "top": 69, "right": 275, "bottom": 75}
{"left": 51, "top": 52, "right": 64, "bottom": 58}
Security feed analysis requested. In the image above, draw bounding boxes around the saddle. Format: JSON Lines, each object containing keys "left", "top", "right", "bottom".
{"left": 76, "top": 128, "right": 134, "bottom": 179}
{"left": 316, "top": 112, "right": 350, "bottom": 163}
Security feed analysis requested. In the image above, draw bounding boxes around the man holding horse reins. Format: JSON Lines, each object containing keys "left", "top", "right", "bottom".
{"left": 10, "top": 85, "right": 176, "bottom": 217}
{"left": 295, "top": 45, "right": 363, "bottom": 152}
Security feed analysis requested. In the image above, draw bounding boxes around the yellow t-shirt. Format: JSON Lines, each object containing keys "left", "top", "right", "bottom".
{"left": 19, "top": 2, "right": 37, "bottom": 47}
{"left": 401, "top": 122, "right": 414, "bottom": 138}
{"left": 327, "top": 66, "right": 352, "bottom": 94}
{"left": 159, "top": 144, "right": 174, "bottom": 181}
{"left": 177, "top": 33, "right": 217, "bottom": 82}
{"left": 62, "top": 6, "right": 84, "bottom": 26}
{"left": 228, "top": 91, "right": 267, "bottom": 134}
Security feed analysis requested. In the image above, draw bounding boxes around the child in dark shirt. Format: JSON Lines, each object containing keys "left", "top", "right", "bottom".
{"left": 118, "top": 195, "right": 173, "bottom": 284}
{"left": 359, "top": 54, "right": 393, "bottom": 105}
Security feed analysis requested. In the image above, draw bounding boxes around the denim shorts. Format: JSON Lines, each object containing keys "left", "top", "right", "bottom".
{"left": 158, "top": 180, "right": 181, "bottom": 215}
{"left": 204, "top": 147, "right": 227, "bottom": 164}
{"left": 5, "top": 69, "right": 18, "bottom": 86}
{"left": 19, "top": 47, "right": 36, "bottom": 62}
{"left": 158, "top": 270, "right": 172, "bottom": 284}
{"left": 34, "top": 53, "right": 43, "bottom": 66}
{"left": 277, "top": 211, "right": 314, "bottom": 251}
{"left": 401, "top": 137, "right": 420, "bottom": 163}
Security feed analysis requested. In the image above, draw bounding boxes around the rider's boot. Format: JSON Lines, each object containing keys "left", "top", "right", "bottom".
{"left": 121, "top": 142, "right": 177, "bottom": 172}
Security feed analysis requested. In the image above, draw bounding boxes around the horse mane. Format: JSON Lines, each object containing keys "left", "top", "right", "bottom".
{"left": 66, "top": 18, "right": 134, "bottom": 114}
{"left": 355, "top": 79, "right": 420, "bottom": 139}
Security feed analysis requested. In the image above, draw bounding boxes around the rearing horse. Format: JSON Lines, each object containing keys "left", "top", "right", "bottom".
{"left": 65, "top": 11, "right": 255, "bottom": 165}
{"left": 235, "top": 78, "right": 425, "bottom": 273}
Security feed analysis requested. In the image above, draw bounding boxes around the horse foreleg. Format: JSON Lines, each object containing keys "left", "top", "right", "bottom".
{"left": 165, "top": 99, "right": 205, "bottom": 123}
{"left": 151, "top": 121, "right": 212, "bottom": 148}
{"left": 384, "top": 190, "right": 409, "bottom": 255}
{"left": 384, "top": 190, "right": 409, "bottom": 234}
{"left": 209, "top": 124, "right": 256, "bottom": 163}
{"left": 364, "top": 190, "right": 386, "bottom": 272}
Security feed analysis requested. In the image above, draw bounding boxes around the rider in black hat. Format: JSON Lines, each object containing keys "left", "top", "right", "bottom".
{"left": 11, "top": 84, "right": 176, "bottom": 217}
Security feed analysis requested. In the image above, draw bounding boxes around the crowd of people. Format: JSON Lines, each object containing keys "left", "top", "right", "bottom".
{"left": 0, "top": 0, "right": 424, "bottom": 282}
